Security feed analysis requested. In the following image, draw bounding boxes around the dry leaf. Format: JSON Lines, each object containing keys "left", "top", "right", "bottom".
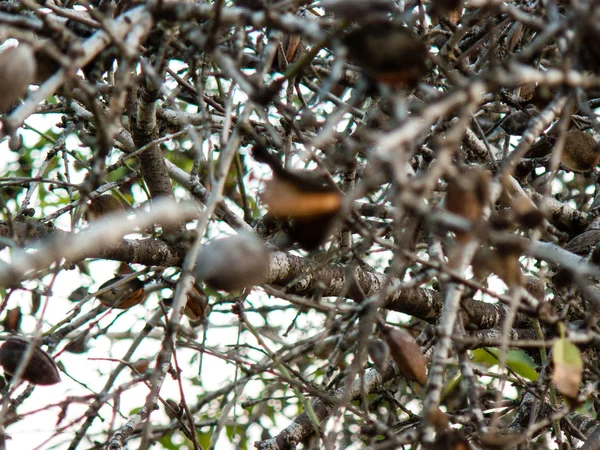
{"left": 552, "top": 331, "right": 583, "bottom": 400}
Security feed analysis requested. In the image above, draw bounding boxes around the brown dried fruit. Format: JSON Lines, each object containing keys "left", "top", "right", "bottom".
{"left": 183, "top": 287, "right": 208, "bottom": 323}
{"left": 523, "top": 276, "right": 545, "bottom": 301}
{"left": 344, "top": 22, "right": 429, "bottom": 88}
{"left": 273, "top": 34, "right": 304, "bottom": 72}
{"left": 531, "top": 83, "right": 559, "bottom": 110}
{"left": 2, "top": 307, "right": 22, "bottom": 333}
{"left": 96, "top": 276, "right": 146, "bottom": 309}
{"left": 69, "top": 286, "right": 89, "bottom": 302}
{"left": 565, "top": 229, "right": 600, "bottom": 256}
{"left": 560, "top": 130, "right": 600, "bottom": 173}
{"left": 132, "top": 358, "right": 150, "bottom": 373}
{"left": 0, "top": 336, "right": 60, "bottom": 385}
{"left": 500, "top": 110, "right": 533, "bottom": 136}
{"left": 446, "top": 168, "right": 490, "bottom": 241}
{"left": 194, "top": 233, "right": 270, "bottom": 291}
{"left": 0, "top": 44, "right": 36, "bottom": 113}
{"left": 480, "top": 429, "right": 524, "bottom": 449}
{"left": 253, "top": 146, "right": 342, "bottom": 250}
{"left": 85, "top": 194, "right": 126, "bottom": 221}
{"left": 383, "top": 326, "right": 427, "bottom": 385}
{"left": 512, "top": 195, "right": 544, "bottom": 229}
{"left": 518, "top": 82, "right": 536, "bottom": 102}
{"left": 431, "top": 0, "right": 463, "bottom": 25}
{"left": 322, "top": 0, "right": 395, "bottom": 19}
{"left": 368, "top": 339, "right": 390, "bottom": 374}
{"left": 64, "top": 335, "right": 88, "bottom": 354}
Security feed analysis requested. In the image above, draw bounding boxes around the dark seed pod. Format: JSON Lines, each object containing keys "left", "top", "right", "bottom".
{"left": 96, "top": 276, "right": 146, "bottom": 309}
{"left": 564, "top": 229, "right": 600, "bottom": 256}
{"left": 322, "top": 0, "right": 395, "bottom": 19}
{"left": 64, "top": 334, "right": 89, "bottom": 354}
{"left": 183, "top": 287, "right": 208, "bottom": 323}
{"left": 560, "top": 130, "right": 600, "bottom": 173}
{"left": 69, "top": 286, "right": 89, "bottom": 302}
{"left": 431, "top": 0, "right": 463, "bottom": 25}
{"left": 500, "top": 110, "right": 533, "bottom": 136}
{"left": 445, "top": 168, "right": 490, "bottom": 241}
{"left": 382, "top": 326, "right": 427, "bottom": 385}
{"left": 2, "top": 307, "right": 22, "bottom": 333}
{"left": 232, "top": 0, "right": 266, "bottom": 10}
{"left": 0, "top": 336, "right": 60, "bottom": 385}
{"left": 368, "top": 339, "right": 390, "bottom": 374}
{"left": 0, "top": 44, "right": 36, "bottom": 113}
{"left": 194, "top": 233, "right": 270, "bottom": 291}
{"left": 253, "top": 145, "right": 343, "bottom": 250}
{"left": 273, "top": 34, "right": 305, "bottom": 72}
{"left": 523, "top": 276, "right": 545, "bottom": 302}
{"left": 344, "top": 21, "right": 429, "bottom": 88}
{"left": 132, "top": 358, "right": 150, "bottom": 373}
{"left": 85, "top": 194, "right": 126, "bottom": 221}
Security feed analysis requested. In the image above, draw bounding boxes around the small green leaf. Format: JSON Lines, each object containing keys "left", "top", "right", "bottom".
{"left": 471, "top": 348, "right": 538, "bottom": 381}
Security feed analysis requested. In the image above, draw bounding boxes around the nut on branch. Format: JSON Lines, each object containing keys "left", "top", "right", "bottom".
{"left": 343, "top": 21, "right": 429, "bottom": 88}
{"left": 193, "top": 233, "right": 270, "bottom": 291}
{"left": 559, "top": 130, "right": 600, "bottom": 173}
{"left": 0, "top": 44, "right": 36, "bottom": 113}
{"left": 0, "top": 336, "right": 60, "bottom": 386}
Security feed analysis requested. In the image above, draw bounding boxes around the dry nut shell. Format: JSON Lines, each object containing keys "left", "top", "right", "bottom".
{"left": 0, "top": 336, "right": 60, "bottom": 385}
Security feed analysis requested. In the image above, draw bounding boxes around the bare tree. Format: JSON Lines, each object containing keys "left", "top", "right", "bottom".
{"left": 0, "top": 0, "right": 600, "bottom": 449}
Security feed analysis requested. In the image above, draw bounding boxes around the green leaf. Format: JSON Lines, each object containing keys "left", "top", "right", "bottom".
{"left": 157, "top": 432, "right": 181, "bottom": 450}
{"left": 471, "top": 348, "right": 538, "bottom": 381}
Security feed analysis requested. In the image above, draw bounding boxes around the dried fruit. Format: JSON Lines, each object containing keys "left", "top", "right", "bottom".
{"left": 500, "top": 109, "right": 534, "bottom": 136}
{"left": 344, "top": 21, "right": 429, "bottom": 88}
{"left": 383, "top": 326, "right": 427, "bottom": 385}
{"left": 69, "top": 286, "right": 89, "bottom": 302}
{"left": 445, "top": 168, "right": 490, "bottom": 241}
{"left": 132, "top": 358, "right": 150, "bottom": 373}
{"left": 96, "top": 276, "right": 146, "bottom": 309}
{"left": 183, "top": 287, "right": 208, "bottom": 323}
{"left": 0, "top": 44, "right": 36, "bottom": 113}
{"left": 64, "top": 334, "right": 88, "bottom": 354}
{"left": 431, "top": 0, "right": 463, "bottom": 25}
{"left": 253, "top": 146, "right": 342, "bottom": 250}
{"left": 560, "top": 130, "right": 600, "bottom": 173}
{"left": 194, "top": 233, "right": 270, "bottom": 291}
{"left": 523, "top": 276, "right": 545, "bottom": 301}
{"left": 0, "top": 336, "right": 60, "bottom": 385}
{"left": 368, "top": 339, "right": 390, "bottom": 374}
{"left": 2, "top": 307, "right": 22, "bottom": 333}
{"left": 273, "top": 34, "right": 305, "bottom": 72}
{"left": 564, "top": 229, "right": 600, "bottom": 256}
{"left": 85, "top": 194, "right": 126, "bottom": 221}
{"left": 322, "top": 0, "right": 395, "bottom": 19}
